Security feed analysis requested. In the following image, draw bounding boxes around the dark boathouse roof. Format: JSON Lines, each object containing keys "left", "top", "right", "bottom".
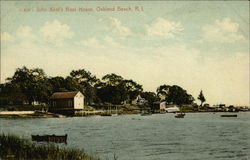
{"left": 50, "top": 91, "right": 79, "bottom": 99}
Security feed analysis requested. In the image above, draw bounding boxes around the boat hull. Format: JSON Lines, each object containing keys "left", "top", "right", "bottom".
{"left": 175, "top": 113, "right": 185, "bottom": 118}
{"left": 220, "top": 115, "right": 237, "bottom": 117}
{"left": 31, "top": 134, "right": 67, "bottom": 144}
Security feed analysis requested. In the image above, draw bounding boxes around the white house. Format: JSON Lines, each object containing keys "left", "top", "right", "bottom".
{"left": 165, "top": 106, "right": 180, "bottom": 113}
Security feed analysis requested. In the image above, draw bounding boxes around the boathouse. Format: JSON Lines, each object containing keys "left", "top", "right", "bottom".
{"left": 49, "top": 91, "right": 84, "bottom": 115}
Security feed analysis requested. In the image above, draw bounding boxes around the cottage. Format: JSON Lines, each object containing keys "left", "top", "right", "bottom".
{"left": 49, "top": 91, "right": 84, "bottom": 115}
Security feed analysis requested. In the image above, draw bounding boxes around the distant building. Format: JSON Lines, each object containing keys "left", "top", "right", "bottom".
{"left": 151, "top": 101, "right": 180, "bottom": 113}
{"left": 160, "top": 101, "right": 167, "bottom": 110}
{"left": 49, "top": 91, "right": 84, "bottom": 115}
{"left": 131, "top": 95, "right": 147, "bottom": 106}
{"left": 165, "top": 106, "right": 180, "bottom": 113}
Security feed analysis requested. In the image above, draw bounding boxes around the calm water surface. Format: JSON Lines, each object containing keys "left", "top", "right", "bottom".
{"left": 1, "top": 113, "right": 250, "bottom": 160}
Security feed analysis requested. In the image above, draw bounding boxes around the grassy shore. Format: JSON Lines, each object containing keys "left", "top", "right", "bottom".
{"left": 0, "top": 134, "right": 99, "bottom": 160}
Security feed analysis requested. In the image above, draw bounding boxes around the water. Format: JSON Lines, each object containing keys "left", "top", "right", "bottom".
{"left": 1, "top": 113, "right": 250, "bottom": 160}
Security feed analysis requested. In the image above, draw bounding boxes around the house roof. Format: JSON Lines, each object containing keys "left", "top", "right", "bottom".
{"left": 50, "top": 91, "right": 79, "bottom": 99}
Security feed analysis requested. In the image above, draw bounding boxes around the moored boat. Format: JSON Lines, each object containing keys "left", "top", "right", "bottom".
{"left": 175, "top": 113, "right": 185, "bottom": 118}
{"left": 220, "top": 114, "right": 237, "bottom": 117}
{"left": 31, "top": 134, "right": 67, "bottom": 144}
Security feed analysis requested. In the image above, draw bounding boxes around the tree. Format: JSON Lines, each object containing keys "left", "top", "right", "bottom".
{"left": 70, "top": 69, "right": 100, "bottom": 104}
{"left": 47, "top": 76, "right": 67, "bottom": 93}
{"left": 0, "top": 83, "right": 27, "bottom": 105}
{"left": 156, "top": 85, "right": 170, "bottom": 100}
{"left": 70, "top": 69, "right": 99, "bottom": 87}
{"left": 99, "top": 74, "right": 143, "bottom": 104}
{"left": 97, "top": 73, "right": 127, "bottom": 104}
{"left": 157, "top": 84, "right": 194, "bottom": 105}
{"left": 97, "top": 84, "right": 127, "bottom": 105}
{"left": 6, "top": 66, "right": 50, "bottom": 104}
{"left": 123, "top": 79, "right": 143, "bottom": 103}
{"left": 141, "top": 91, "right": 160, "bottom": 107}
{"left": 197, "top": 90, "right": 206, "bottom": 107}
{"left": 102, "top": 73, "right": 123, "bottom": 86}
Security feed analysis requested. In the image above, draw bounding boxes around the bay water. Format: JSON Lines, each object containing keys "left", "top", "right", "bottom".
{"left": 1, "top": 112, "right": 250, "bottom": 160}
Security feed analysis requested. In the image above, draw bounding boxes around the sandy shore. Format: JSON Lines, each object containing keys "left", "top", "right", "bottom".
{"left": 0, "top": 111, "right": 35, "bottom": 115}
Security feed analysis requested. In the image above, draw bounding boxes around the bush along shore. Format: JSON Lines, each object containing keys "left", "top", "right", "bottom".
{"left": 0, "top": 134, "right": 99, "bottom": 160}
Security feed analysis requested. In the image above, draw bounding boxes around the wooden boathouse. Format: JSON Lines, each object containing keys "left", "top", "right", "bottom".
{"left": 49, "top": 91, "right": 84, "bottom": 115}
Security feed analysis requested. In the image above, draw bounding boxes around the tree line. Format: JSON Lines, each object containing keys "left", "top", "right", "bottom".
{"left": 0, "top": 66, "right": 204, "bottom": 107}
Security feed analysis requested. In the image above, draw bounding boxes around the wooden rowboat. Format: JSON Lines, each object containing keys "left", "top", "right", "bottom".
{"left": 175, "top": 113, "right": 185, "bottom": 118}
{"left": 31, "top": 134, "right": 67, "bottom": 144}
{"left": 220, "top": 114, "right": 237, "bottom": 117}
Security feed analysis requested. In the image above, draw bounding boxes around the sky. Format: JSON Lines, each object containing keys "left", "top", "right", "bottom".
{"left": 0, "top": 1, "right": 249, "bottom": 106}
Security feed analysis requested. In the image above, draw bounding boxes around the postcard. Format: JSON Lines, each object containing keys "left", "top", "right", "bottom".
{"left": 0, "top": 1, "right": 249, "bottom": 160}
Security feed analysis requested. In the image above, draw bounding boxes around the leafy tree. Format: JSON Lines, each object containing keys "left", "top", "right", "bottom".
{"left": 0, "top": 83, "right": 27, "bottom": 105}
{"left": 97, "top": 73, "right": 126, "bottom": 104}
{"left": 70, "top": 69, "right": 99, "bottom": 87}
{"left": 197, "top": 90, "right": 206, "bottom": 107}
{"left": 102, "top": 73, "right": 123, "bottom": 86}
{"left": 6, "top": 66, "right": 50, "bottom": 104}
{"left": 70, "top": 69, "right": 99, "bottom": 104}
{"left": 99, "top": 74, "right": 143, "bottom": 104}
{"left": 157, "top": 84, "right": 194, "bottom": 105}
{"left": 123, "top": 79, "right": 143, "bottom": 103}
{"left": 156, "top": 84, "right": 171, "bottom": 100}
{"left": 97, "top": 84, "right": 127, "bottom": 104}
{"left": 141, "top": 91, "right": 160, "bottom": 107}
{"left": 47, "top": 76, "right": 67, "bottom": 93}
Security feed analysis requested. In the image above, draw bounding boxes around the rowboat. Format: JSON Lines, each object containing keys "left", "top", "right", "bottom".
{"left": 31, "top": 134, "right": 67, "bottom": 144}
{"left": 175, "top": 113, "right": 185, "bottom": 118}
{"left": 220, "top": 114, "right": 237, "bottom": 117}
{"left": 175, "top": 105, "right": 185, "bottom": 118}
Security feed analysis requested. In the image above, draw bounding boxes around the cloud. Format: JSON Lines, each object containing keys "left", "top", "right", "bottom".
{"left": 145, "top": 17, "right": 183, "bottom": 38}
{"left": 1, "top": 32, "right": 14, "bottom": 42}
{"left": 103, "top": 36, "right": 124, "bottom": 48}
{"left": 81, "top": 37, "right": 104, "bottom": 48}
{"left": 109, "top": 17, "right": 132, "bottom": 38}
{"left": 202, "top": 18, "right": 245, "bottom": 43}
{"left": 80, "top": 36, "right": 124, "bottom": 49}
{"left": 16, "top": 26, "right": 35, "bottom": 40}
{"left": 40, "top": 20, "right": 73, "bottom": 46}
{"left": 1, "top": 26, "right": 35, "bottom": 43}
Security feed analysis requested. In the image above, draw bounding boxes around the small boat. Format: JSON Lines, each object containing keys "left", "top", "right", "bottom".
{"left": 220, "top": 114, "right": 237, "bottom": 117}
{"left": 175, "top": 105, "right": 185, "bottom": 118}
{"left": 175, "top": 113, "right": 185, "bottom": 118}
{"left": 31, "top": 134, "right": 67, "bottom": 144}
